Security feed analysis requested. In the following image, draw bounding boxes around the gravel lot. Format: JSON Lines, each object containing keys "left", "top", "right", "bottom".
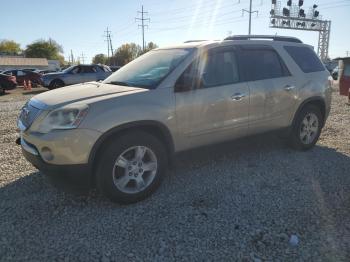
{"left": 0, "top": 88, "right": 349, "bottom": 261}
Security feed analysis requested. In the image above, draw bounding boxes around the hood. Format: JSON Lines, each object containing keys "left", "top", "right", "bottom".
{"left": 33, "top": 82, "right": 147, "bottom": 108}
{"left": 43, "top": 72, "right": 64, "bottom": 77}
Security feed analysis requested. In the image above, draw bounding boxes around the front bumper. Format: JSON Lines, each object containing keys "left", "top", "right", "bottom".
{"left": 21, "top": 128, "right": 102, "bottom": 165}
{"left": 21, "top": 145, "right": 92, "bottom": 186}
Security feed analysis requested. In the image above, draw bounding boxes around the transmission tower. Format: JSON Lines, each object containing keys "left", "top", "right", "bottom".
{"left": 136, "top": 5, "right": 150, "bottom": 51}
{"left": 269, "top": 0, "right": 331, "bottom": 61}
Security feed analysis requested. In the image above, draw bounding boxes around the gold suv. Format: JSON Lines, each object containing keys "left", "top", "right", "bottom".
{"left": 18, "top": 36, "right": 332, "bottom": 203}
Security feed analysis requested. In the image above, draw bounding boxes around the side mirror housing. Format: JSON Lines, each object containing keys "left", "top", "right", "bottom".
{"left": 174, "top": 75, "right": 203, "bottom": 93}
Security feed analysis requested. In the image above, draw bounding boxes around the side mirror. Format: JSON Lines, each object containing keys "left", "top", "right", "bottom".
{"left": 174, "top": 75, "right": 193, "bottom": 93}
{"left": 174, "top": 75, "right": 203, "bottom": 93}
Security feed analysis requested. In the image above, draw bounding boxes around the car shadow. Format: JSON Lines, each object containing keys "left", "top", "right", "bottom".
{"left": 23, "top": 89, "right": 48, "bottom": 95}
{"left": 1, "top": 132, "right": 349, "bottom": 201}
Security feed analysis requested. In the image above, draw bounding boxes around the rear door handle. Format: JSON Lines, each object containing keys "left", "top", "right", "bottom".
{"left": 231, "top": 93, "right": 246, "bottom": 101}
{"left": 284, "top": 85, "right": 295, "bottom": 91}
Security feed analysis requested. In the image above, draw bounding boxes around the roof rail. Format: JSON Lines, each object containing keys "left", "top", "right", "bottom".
{"left": 183, "top": 40, "right": 209, "bottom": 43}
{"left": 224, "top": 35, "right": 302, "bottom": 43}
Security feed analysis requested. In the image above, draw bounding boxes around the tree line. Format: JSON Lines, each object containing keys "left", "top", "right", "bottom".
{"left": 0, "top": 39, "right": 158, "bottom": 67}
{"left": 92, "top": 42, "right": 158, "bottom": 66}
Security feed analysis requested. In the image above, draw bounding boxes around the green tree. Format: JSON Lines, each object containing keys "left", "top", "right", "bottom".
{"left": 141, "top": 42, "right": 158, "bottom": 55}
{"left": 25, "top": 39, "right": 63, "bottom": 60}
{"left": 0, "top": 40, "right": 21, "bottom": 55}
{"left": 110, "top": 43, "right": 142, "bottom": 66}
{"left": 92, "top": 53, "right": 107, "bottom": 64}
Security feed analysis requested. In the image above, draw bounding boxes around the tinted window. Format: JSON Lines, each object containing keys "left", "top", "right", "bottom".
{"left": 239, "top": 49, "right": 288, "bottom": 81}
{"left": 284, "top": 46, "right": 325, "bottom": 73}
{"left": 201, "top": 50, "right": 240, "bottom": 87}
{"left": 17, "top": 70, "right": 27, "bottom": 76}
{"left": 81, "top": 66, "right": 96, "bottom": 73}
{"left": 71, "top": 67, "right": 81, "bottom": 74}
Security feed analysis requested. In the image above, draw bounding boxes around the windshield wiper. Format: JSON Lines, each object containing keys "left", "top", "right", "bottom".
{"left": 108, "top": 81, "right": 130, "bottom": 86}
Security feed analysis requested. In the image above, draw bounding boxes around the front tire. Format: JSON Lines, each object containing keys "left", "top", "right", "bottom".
{"left": 289, "top": 105, "right": 323, "bottom": 151}
{"left": 96, "top": 131, "right": 168, "bottom": 204}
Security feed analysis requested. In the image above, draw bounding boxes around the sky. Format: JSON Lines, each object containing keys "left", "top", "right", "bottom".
{"left": 1, "top": 0, "right": 349, "bottom": 63}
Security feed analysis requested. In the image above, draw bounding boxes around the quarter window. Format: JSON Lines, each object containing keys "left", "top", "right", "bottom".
{"left": 239, "top": 49, "right": 288, "bottom": 81}
{"left": 284, "top": 46, "right": 325, "bottom": 73}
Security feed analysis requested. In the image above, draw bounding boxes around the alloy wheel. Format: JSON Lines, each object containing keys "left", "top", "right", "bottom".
{"left": 299, "top": 113, "right": 319, "bottom": 145}
{"left": 112, "top": 146, "right": 158, "bottom": 194}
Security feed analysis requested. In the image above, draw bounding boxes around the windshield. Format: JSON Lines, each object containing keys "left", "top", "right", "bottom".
{"left": 103, "top": 48, "right": 192, "bottom": 89}
{"left": 60, "top": 66, "right": 75, "bottom": 73}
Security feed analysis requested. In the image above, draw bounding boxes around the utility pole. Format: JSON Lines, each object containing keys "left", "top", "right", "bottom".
{"left": 136, "top": 5, "right": 150, "bottom": 51}
{"left": 104, "top": 27, "right": 112, "bottom": 60}
{"left": 80, "top": 52, "right": 86, "bottom": 64}
{"left": 242, "top": 0, "right": 258, "bottom": 35}
{"left": 346, "top": 51, "right": 349, "bottom": 57}
{"left": 70, "top": 50, "right": 74, "bottom": 65}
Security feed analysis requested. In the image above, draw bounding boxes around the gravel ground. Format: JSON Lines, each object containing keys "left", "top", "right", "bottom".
{"left": 0, "top": 88, "right": 349, "bottom": 261}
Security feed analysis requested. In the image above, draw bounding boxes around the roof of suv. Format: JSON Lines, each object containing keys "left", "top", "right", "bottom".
{"left": 157, "top": 35, "right": 305, "bottom": 50}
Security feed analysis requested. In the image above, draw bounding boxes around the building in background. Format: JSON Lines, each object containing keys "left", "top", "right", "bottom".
{"left": 0, "top": 57, "right": 49, "bottom": 71}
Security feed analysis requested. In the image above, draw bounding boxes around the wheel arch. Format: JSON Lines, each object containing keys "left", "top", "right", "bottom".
{"left": 88, "top": 120, "right": 175, "bottom": 183}
{"left": 50, "top": 78, "right": 65, "bottom": 87}
{"left": 292, "top": 96, "right": 326, "bottom": 128}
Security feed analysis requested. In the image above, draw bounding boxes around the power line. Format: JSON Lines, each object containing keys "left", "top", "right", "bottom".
{"left": 136, "top": 5, "right": 150, "bottom": 51}
{"left": 80, "top": 52, "right": 86, "bottom": 64}
{"left": 104, "top": 27, "right": 112, "bottom": 59}
{"left": 242, "top": 0, "right": 259, "bottom": 35}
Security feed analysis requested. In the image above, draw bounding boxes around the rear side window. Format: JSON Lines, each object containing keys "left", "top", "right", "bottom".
{"left": 284, "top": 46, "right": 325, "bottom": 73}
{"left": 239, "top": 49, "right": 289, "bottom": 81}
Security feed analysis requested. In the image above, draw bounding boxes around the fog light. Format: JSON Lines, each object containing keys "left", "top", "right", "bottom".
{"left": 41, "top": 147, "right": 54, "bottom": 161}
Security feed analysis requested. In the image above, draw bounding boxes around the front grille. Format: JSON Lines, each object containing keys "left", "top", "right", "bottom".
{"left": 19, "top": 102, "right": 41, "bottom": 129}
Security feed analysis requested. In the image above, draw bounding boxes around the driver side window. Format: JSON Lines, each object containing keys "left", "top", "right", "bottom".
{"left": 71, "top": 67, "right": 80, "bottom": 74}
{"left": 175, "top": 48, "right": 240, "bottom": 92}
{"left": 201, "top": 49, "right": 240, "bottom": 88}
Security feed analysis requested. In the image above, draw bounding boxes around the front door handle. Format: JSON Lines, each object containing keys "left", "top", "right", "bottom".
{"left": 284, "top": 85, "right": 295, "bottom": 91}
{"left": 231, "top": 93, "right": 246, "bottom": 101}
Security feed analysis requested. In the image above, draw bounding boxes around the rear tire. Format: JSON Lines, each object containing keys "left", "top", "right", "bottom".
{"left": 95, "top": 131, "right": 168, "bottom": 204}
{"left": 49, "top": 79, "right": 64, "bottom": 89}
{"left": 289, "top": 105, "right": 323, "bottom": 151}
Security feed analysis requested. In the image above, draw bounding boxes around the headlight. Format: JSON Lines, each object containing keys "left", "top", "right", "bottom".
{"left": 37, "top": 104, "right": 88, "bottom": 133}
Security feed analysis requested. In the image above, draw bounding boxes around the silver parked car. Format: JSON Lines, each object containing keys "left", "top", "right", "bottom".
{"left": 17, "top": 35, "right": 332, "bottom": 203}
{"left": 41, "top": 64, "right": 112, "bottom": 89}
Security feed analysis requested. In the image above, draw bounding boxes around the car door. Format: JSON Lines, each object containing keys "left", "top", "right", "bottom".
{"left": 175, "top": 46, "right": 250, "bottom": 149}
{"left": 65, "top": 66, "right": 82, "bottom": 85}
{"left": 237, "top": 45, "right": 297, "bottom": 132}
{"left": 80, "top": 66, "right": 98, "bottom": 82}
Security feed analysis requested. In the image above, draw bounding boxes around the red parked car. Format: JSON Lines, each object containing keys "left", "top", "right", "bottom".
{"left": 2, "top": 69, "right": 42, "bottom": 87}
{"left": 0, "top": 73, "right": 17, "bottom": 95}
{"left": 338, "top": 58, "right": 350, "bottom": 103}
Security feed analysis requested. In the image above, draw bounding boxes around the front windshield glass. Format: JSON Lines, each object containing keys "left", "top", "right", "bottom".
{"left": 61, "top": 66, "right": 75, "bottom": 73}
{"left": 103, "top": 48, "right": 192, "bottom": 89}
